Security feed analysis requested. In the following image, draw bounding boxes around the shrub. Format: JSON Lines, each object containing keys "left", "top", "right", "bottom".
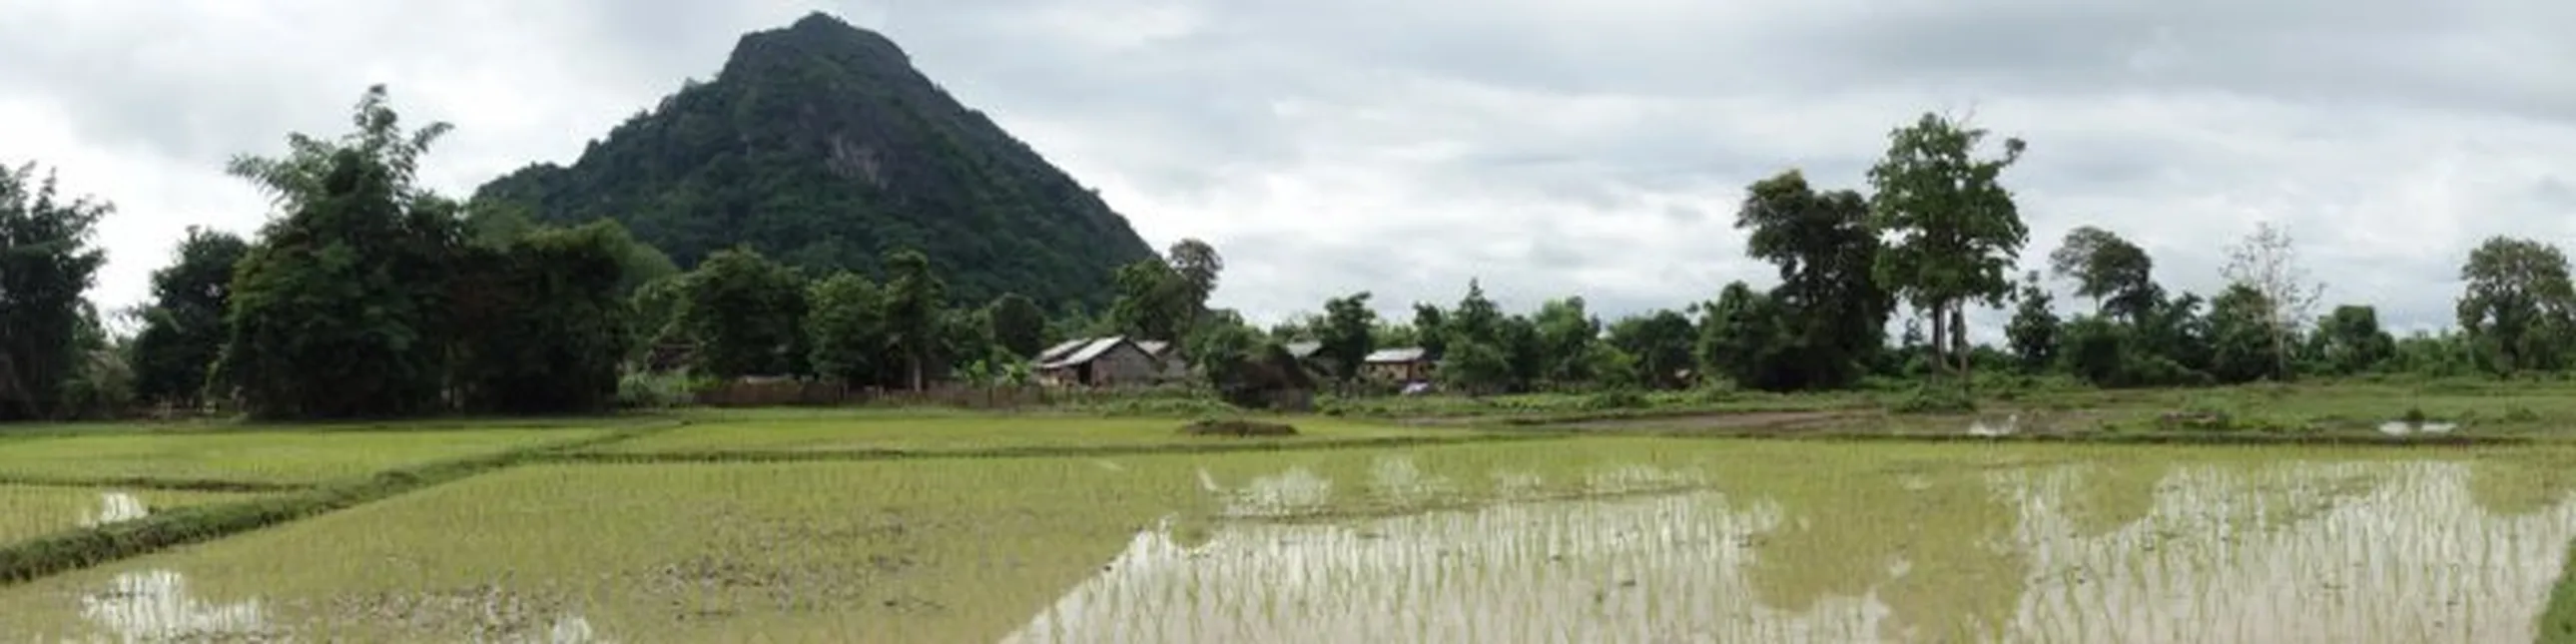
{"left": 1891, "top": 384, "right": 1976, "bottom": 414}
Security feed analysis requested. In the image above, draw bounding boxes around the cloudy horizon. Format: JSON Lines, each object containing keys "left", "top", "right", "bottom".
{"left": 4, "top": 0, "right": 2571, "bottom": 338}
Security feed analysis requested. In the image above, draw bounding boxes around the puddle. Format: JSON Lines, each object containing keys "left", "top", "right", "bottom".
{"left": 1011, "top": 459, "right": 2576, "bottom": 643}
{"left": 1967, "top": 414, "right": 2020, "bottom": 437}
{"left": 79, "top": 492, "right": 149, "bottom": 527}
{"left": 2376, "top": 420, "right": 2459, "bottom": 436}
{"left": 80, "top": 569, "right": 267, "bottom": 641}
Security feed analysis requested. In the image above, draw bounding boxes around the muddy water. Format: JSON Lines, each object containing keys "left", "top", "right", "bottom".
{"left": 1007, "top": 456, "right": 2576, "bottom": 644}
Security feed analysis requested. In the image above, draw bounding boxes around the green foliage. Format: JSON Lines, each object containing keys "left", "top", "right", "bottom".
{"left": 0, "top": 160, "right": 112, "bottom": 420}
{"left": 984, "top": 293, "right": 1047, "bottom": 358}
{"left": 2310, "top": 305, "right": 2396, "bottom": 375}
{"left": 2456, "top": 236, "right": 2575, "bottom": 373}
{"left": 2048, "top": 226, "right": 2158, "bottom": 321}
{"left": 1866, "top": 112, "right": 2029, "bottom": 379}
{"left": 468, "top": 13, "right": 1152, "bottom": 312}
{"left": 1530, "top": 297, "right": 1604, "bottom": 386}
{"left": 1734, "top": 170, "right": 1893, "bottom": 389}
{"left": 1438, "top": 338, "right": 1514, "bottom": 396}
{"left": 618, "top": 368, "right": 714, "bottom": 409}
{"left": 2004, "top": 274, "right": 2060, "bottom": 373}
{"left": 1319, "top": 292, "right": 1378, "bottom": 381}
{"left": 448, "top": 222, "right": 636, "bottom": 414}
{"left": 214, "top": 86, "right": 468, "bottom": 419}
{"left": 2207, "top": 284, "right": 2282, "bottom": 383}
{"left": 882, "top": 249, "right": 948, "bottom": 390}
{"left": 1696, "top": 283, "right": 1797, "bottom": 391}
{"left": 1891, "top": 383, "right": 1977, "bottom": 414}
{"left": 1605, "top": 310, "right": 1695, "bottom": 390}
{"left": 677, "top": 247, "right": 810, "bottom": 378}
{"left": 803, "top": 273, "right": 888, "bottom": 387}
{"left": 128, "top": 228, "right": 249, "bottom": 407}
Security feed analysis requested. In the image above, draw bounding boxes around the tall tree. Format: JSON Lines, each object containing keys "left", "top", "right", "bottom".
{"left": 1697, "top": 282, "right": 1795, "bottom": 390}
{"left": 2220, "top": 222, "right": 2323, "bottom": 380}
{"left": 1606, "top": 310, "right": 1697, "bottom": 390}
{"left": 1165, "top": 238, "right": 1222, "bottom": 313}
{"left": 882, "top": 248, "right": 947, "bottom": 390}
{"left": 0, "top": 161, "right": 112, "bottom": 420}
{"left": 1866, "top": 112, "right": 2030, "bottom": 382}
{"left": 215, "top": 85, "right": 469, "bottom": 419}
{"left": 1530, "top": 297, "right": 1603, "bottom": 385}
{"left": 1318, "top": 292, "right": 1378, "bottom": 381}
{"left": 985, "top": 293, "right": 1047, "bottom": 358}
{"left": 2003, "top": 273, "right": 2060, "bottom": 373}
{"left": 447, "top": 222, "right": 634, "bottom": 413}
{"left": 1411, "top": 304, "right": 1449, "bottom": 359}
{"left": 677, "top": 247, "right": 809, "bottom": 378}
{"left": 2206, "top": 284, "right": 2281, "bottom": 383}
{"left": 2456, "top": 236, "right": 2576, "bottom": 373}
{"left": 1449, "top": 280, "right": 1504, "bottom": 346}
{"left": 1734, "top": 170, "right": 1893, "bottom": 388}
{"left": 2047, "top": 226, "right": 2158, "bottom": 321}
{"left": 130, "top": 227, "right": 250, "bottom": 407}
{"left": 1107, "top": 260, "right": 1192, "bottom": 340}
{"left": 2311, "top": 305, "right": 2395, "bottom": 375}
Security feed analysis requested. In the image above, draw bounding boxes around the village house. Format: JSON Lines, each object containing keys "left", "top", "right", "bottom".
{"left": 1132, "top": 340, "right": 1191, "bottom": 381}
{"left": 1362, "top": 346, "right": 1436, "bottom": 383}
{"left": 1034, "top": 336, "right": 1180, "bottom": 387}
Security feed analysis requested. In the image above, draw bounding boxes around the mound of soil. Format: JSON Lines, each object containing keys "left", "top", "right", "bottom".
{"left": 1178, "top": 419, "right": 1300, "bottom": 437}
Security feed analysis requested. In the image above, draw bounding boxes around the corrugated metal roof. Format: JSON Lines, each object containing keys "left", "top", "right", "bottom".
{"left": 1136, "top": 340, "right": 1171, "bottom": 355}
{"left": 1364, "top": 347, "right": 1427, "bottom": 363}
{"left": 1039, "top": 336, "right": 1129, "bottom": 369}
{"left": 1284, "top": 340, "right": 1323, "bottom": 357}
{"left": 1035, "top": 338, "right": 1091, "bottom": 363}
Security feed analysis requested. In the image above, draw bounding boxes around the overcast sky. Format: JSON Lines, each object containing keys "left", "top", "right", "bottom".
{"left": 5, "top": 1, "right": 2572, "bottom": 337}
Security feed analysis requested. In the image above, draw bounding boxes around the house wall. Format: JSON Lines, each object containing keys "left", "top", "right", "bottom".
{"left": 1088, "top": 343, "right": 1164, "bottom": 386}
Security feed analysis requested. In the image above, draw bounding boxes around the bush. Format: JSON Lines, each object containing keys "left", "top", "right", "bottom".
{"left": 1177, "top": 418, "right": 1299, "bottom": 437}
{"left": 617, "top": 368, "right": 711, "bottom": 409}
{"left": 1582, "top": 387, "right": 1649, "bottom": 411}
{"left": 1891, "top": 384, "right": 1976, "bottom": 414}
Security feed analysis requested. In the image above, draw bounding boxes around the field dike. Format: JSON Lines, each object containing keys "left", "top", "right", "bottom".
{"left": 0, "top": 474, "right": 311, "bottom": 493}
{"left": 0, "top": 420, "right": 681, "bottom": 586}
{"left": 541, "top": 432, "right": 1574, "bottom": 465}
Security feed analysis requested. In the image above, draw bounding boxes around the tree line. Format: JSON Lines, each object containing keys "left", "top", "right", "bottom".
{"left": 2, "top": 91, "right": 2569, "bottom": 421}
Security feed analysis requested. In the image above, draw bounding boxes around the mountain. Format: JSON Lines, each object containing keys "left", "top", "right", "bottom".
{"left": 472, "top": 12, "right": 1157, "bottom": 311}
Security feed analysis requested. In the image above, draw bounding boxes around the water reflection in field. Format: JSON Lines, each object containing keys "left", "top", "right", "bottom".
{"left": 1008, "top": 456, "right": 2576, "bottom": 644}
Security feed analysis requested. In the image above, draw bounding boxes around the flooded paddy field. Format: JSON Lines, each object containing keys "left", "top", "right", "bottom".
{"left": 6, "top": 430, "right": 2576, "bottom": 643}
{"left": 0, "top": 486, "right": 266, "bottom": 546}
{"left": 596, "top": 412, "right": 1468, "bottom": 455}
{"left": 0, "top": 427, "right": 616, "bottom": 487}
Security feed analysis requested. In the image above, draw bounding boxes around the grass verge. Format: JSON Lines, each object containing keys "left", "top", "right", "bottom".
{"left": 549, "top": 431, "right": 1571, "bottom": 465}
{"left": 2541, "top": 536, "right": 2576, "bottom": 644}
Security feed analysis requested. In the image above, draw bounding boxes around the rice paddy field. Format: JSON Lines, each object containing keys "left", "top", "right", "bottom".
{"left": 9, "top": 402, "right": 2576, "bottom": 642}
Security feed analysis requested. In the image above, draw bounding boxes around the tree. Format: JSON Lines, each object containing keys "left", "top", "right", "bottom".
{"left": 1866, "top": 112, "right": 2030, "bottom": 383}
{"left": 1735, "top": 170, "right": 1893, "bottom": 389}
{"left": 677, "top": 247, "right": 809, "bottom": 378}
{"left": 447, "top": 222, "right": 634, "bottom": 413}
{"left": 2003, "top": 273, "right": 2060, "bottom": 373}
{"left": 214, "top": 85, "right": 469, "bottom": 419}
{"left": 1318, "top": 292, "right": 1378, "bottom": 381}
{"left": 1606, "top": 310, "right": 1697, "bottom": 390}
{"left": 2206, "top": 284, "right": 2281, "bottom": 383}
{"left": 882, "top": 249, "right": 948, "bottom": 391}
{"left": 1165, "top": 238, "right": 1222, "bottom": 312}
{"left": 1108, "top": 260, "right": 1193, "bottom": 340}
{"left": 2311, "top": 305, "right": 2395, "bottom": 375}
{"left": 1411, "top": 304, "right": 1449, "bottom": 359}
{"left": 985, "top": 293, "right": 1047, "bottom": 358}
{"left": 2456, "top": 236, "right": 2576, "bottom": 373}
{"left": 0, "top": 161, "right": 112, "bottom": 420}
{"left": 1530, "top": 297, "right": 1603, "bottom": 385}
{"left": 1437, "top": 338, "right": 1513, "bottom": 396}
{"left": 130, "top": 228, "right": 250, "bottom": 407}
{"left": 804, "top": 273, "right": 888, "bottom": 386}
{"left": 1697, "top": 282, "right": 1796, "bottom": 390}
{"left": 1449, "top": 280, "right": 1504, "bottom": 347}
{"left": 2220, "top": 222, "right": 2323, "bottom": 380}
{"left": 2047, "top": 226, "right": 2158, "bottom": 321}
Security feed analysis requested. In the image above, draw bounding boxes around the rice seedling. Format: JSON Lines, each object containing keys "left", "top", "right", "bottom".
{"left": 0, "top": 427, "right": 617, "bottom": 486}
{"left": 1, "top": 438, "right": 2567, "bottom": 642}
{"left": 592, "top": 413, "right": 1478, "bottom": 456}
{"left": 0, "top": 486, "right": 264, "bottom": 547}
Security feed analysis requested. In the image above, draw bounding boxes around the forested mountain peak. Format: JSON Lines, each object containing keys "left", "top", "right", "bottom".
{"left": 472, "top": 11, "right": 1156, "bottom": 311}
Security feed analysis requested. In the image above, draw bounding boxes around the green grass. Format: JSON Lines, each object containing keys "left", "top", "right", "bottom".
{"left": 0, "top": 426, "right": 618, "bottom": 486}
{"left": 595, "top": 412, "right": 1473, "bottom": 455}
{"left": 0, "top": 486, "right": 265, "bottom": 547}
